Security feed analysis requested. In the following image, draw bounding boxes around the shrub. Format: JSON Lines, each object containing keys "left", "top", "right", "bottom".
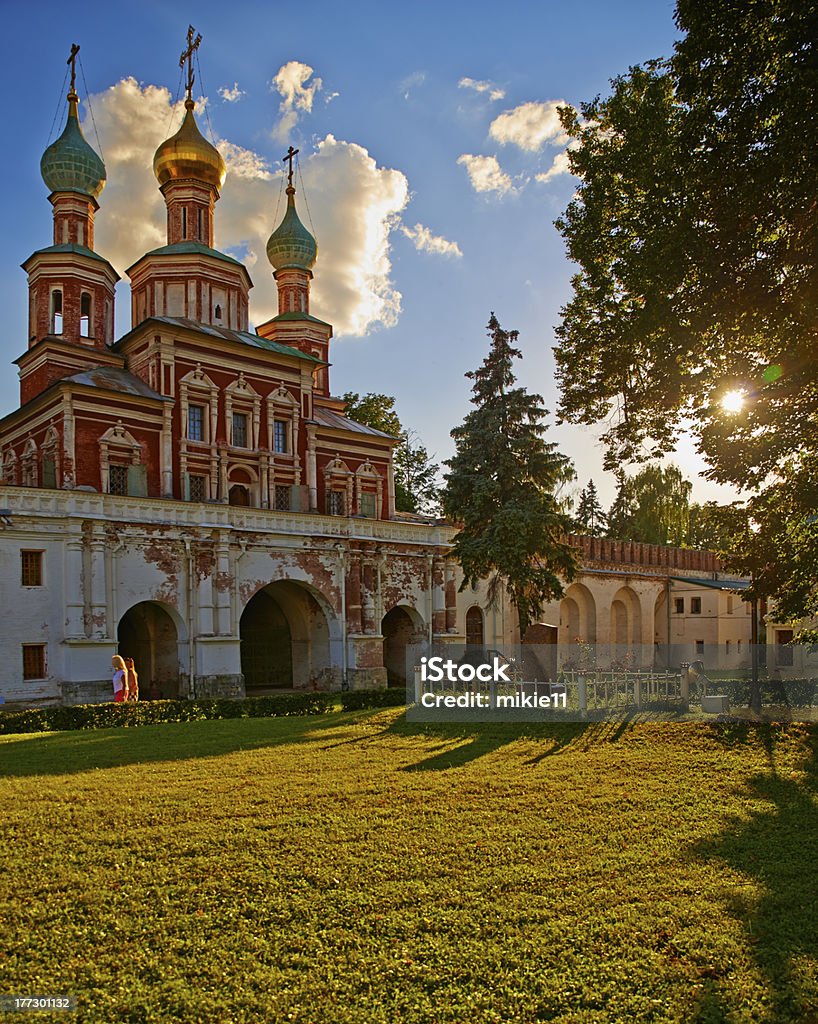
{"left": 340, "top": 688, "right": 407, "bottom": 712}
{"left": 0, "top": 693, "right": 334, "bottom": 736}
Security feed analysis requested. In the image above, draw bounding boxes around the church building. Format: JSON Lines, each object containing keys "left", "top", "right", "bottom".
{"left": 0, "top": 42, "right": 755, "bottom": 707}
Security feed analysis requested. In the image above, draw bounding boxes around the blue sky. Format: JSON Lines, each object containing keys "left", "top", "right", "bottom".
{"left": 0, "top": 0, "right": 739, "bottom": 509}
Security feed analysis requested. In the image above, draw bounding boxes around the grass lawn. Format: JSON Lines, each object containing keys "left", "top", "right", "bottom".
{"left": 1, "top": 711, "right": 817, "bottom": 1024}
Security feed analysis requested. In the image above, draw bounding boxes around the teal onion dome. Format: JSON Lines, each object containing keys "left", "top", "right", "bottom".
{"left": 40, "top": 92, "right": 106, "bottom": 199}
{"left": 266, "top": 186, "right": 317, "bottom": 271}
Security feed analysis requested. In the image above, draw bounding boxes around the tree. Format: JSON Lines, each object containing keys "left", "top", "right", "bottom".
{"left": 442, "top": 314, "right": 577, "bottom": 636}
{"left": 574, "top": 479, "right": 607, "bottom": 536}
{"left": 554, "top": 1, "right": 818, "bottom": 619}
{"left": 687, "top": 501, "right": 748, "bottom": 554}
{"left": 605, "top": 464, "right": 692, "bottom": 546}
{"left": 342, "top": 392, "right": 440, "bottom": 514}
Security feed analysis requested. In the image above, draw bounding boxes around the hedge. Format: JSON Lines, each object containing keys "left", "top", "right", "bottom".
{"left": 340, "top": 688, "right": 408, "bottom": 712}
{"left": 0, "top": 693, "right": 334, "bottom": 736}
{"left": 689, "top": 678, "right": 818, "bottom": 709}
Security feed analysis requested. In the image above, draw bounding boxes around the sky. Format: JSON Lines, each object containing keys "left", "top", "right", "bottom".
{"left": 0, "top": 0, "right": 740, "bottom": 510}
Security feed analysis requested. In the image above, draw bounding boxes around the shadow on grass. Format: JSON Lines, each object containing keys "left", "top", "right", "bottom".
{"left": 691, "top": 727, "right": 818, "bottom": 1022}
{"left": 0, "top": 712, "right": 356, "bottom": 779}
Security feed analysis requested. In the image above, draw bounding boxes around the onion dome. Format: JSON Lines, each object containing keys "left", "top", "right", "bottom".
{"left": 153, "top": 99, "right": 226, "bottom": 190}
{"left": 266, "top": 185, "right": 317, "bottom": 271}
{"left": 40, "top": 90, "right": 106, "bottom": 198}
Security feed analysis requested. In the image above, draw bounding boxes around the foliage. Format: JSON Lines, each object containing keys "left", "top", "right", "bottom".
{"left": 687, "top": 500, "right": 749, "bottom": 554}
{"left": 554, "top": 1, "right": 818, "bottom": 617}
{"left": 606, "top": 463, "right": 692, "bottom": 546}
{"left": 574, "top": 479, "right": 607, "bottom": 536}
{"left": 442, "top": 314, "right": 577, "bottom": 635}
{"left": 0, "top": 693, "right": 333, "bottom": 736}
{"left": 1, "top": 713, "right": 818, "bottom": 1022}
{"left": 342, "top": 391, "right": 440, "bottom": 514}
{"left": 339, "top": 687, "right": 407, "bottom": 711}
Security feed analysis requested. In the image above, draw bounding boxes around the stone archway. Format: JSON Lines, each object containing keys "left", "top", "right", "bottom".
{"left": 240, "top": 580, "right": 337, "bottom": 691}
{"left": 118, "top": 601, "right": 184, "bottom": 700}
{"left": 381, "top": 605, "right": 425, "bottom": 687}
{"left": 610, "top": 585, "right": 643, "bottom": 663}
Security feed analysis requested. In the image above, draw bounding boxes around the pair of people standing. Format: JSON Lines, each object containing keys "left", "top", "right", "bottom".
{"left": 111, "top": 655, "right": 139, "bottom": 702}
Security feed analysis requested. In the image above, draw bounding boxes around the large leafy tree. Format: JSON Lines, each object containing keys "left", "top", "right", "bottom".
{"left": 554, "top": 0, "right": 818, "bottom": 619}
{"left": 342, "top": 392, "right": 440, "bottom": 514}
{"left": 442, "top": 314, "right": 577, "bottom": 636}
{"left": 606, "top": 464, "right": 692, "bottom": 546}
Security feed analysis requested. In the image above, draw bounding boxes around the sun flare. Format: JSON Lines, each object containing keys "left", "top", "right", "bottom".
{"left": 720, "top": 388, "right": 746, "bottom": 414}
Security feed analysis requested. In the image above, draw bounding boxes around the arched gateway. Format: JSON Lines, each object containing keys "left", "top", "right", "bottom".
{"left": 118, "top": 601, "right": 185, "bottom": 700}
{"left": 240, "top": 580, "right": 338, "bottom": 691}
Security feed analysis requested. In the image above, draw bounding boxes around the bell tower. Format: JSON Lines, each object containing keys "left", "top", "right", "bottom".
{"left": 18, "top": 45, "right": 120, "bottom": 404}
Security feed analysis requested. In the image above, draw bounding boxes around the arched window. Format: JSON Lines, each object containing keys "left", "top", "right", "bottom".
{"left": 181, "top": 207, "right": 188, "bottom": 239}
{"left": 466, "top": 606, "right": 484, "bottom": 647}
{"left": 80, "top": 293, "right": 91, "bottom": 338}
{"left": 214, "top": 303, "right": 222, "bottom": 321}
{"left": 51, "top": 290, "right": 63, "bottom": 334}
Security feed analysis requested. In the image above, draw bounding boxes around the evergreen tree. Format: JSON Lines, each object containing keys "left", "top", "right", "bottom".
{"left": 342, "top": 392, "right": 440, "bottom": 514}
{"left": 442, "top": 314, "right": 577, "bottom": 636}
{"left": 574, "top": 479, "right": 607, "bottom": 536}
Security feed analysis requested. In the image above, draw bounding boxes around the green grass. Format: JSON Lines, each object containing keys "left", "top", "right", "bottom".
{"left": 1, "top": 712, "right": 817, "bottom": 1024}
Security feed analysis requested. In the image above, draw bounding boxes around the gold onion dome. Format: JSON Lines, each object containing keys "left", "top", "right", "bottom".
{"left": 40, "top": 91, "right": 106, "bottom": 198}
{"left": 266, "top": 186, "right": 317, "bottom": 271}
{"left": 153, "top": 99, "right": 226, "bottom": 189}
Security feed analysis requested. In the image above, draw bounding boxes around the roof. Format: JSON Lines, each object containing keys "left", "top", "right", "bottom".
{"left": 670, "top": 575, "right": 751, "bottom": 592}
{"left": 313, "top": 406, "right": 398, "bottom": 440}
{"left": 129, "top": 241, "right": 246, "bottom": 270}
{"left": 269, "top": 311, "right": 333, "bottom": 328}
{"left": 62, "top": 366, "right": 167, "bottom": 401}
{"left": 23, "top": 243, "right": 115, "bottom": 268}
{"left": 115, "top": 316, "right": 323, "bottom": 363}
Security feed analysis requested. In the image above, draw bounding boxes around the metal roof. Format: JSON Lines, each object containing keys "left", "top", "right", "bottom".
{"left": 62, "top": 366, "right": 167, "bottom": 401}
{"left": 117, "top": 317, "right": 322, "bottom": 363}
{"left": 313, "top": 406, "right": 398, "bottom": 440}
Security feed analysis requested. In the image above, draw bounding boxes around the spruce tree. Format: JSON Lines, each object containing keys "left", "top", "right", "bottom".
{"left": 575, "top": 479, "right": 607, "bottom": 536}
{"left": 442, "top": 314, "right": 577, "bottom": 636}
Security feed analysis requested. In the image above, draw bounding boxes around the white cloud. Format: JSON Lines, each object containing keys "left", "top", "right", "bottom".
{"left": 457, "top": 154, "right": 513, "bottom": 195}
{"left": 400, "top": 223, "right": 462, "bottom": 258}
{"left": 400, "top": 71, "right": 426, "bottom": 99}
{"left": 458, "top": 77, "right": 505, "bottom": 102}
{"left": 85, "top": 80, "right": 408, "bottom": 337}
{"left": 219, "top": 82, "right": 245, "bottom": 103}
{"left": 535, "top": 150, "right": 572, "bottom": 183}
{"left": 489, "top": 99, "right": 570, "bottom": 152}
{"left": 271, "top": 61, "right": 323, "bottom": 140}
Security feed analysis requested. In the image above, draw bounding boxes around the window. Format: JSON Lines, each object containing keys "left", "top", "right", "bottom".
{"left": 80, "top": 292, "right": 91, "bottom": 337}
{"left": 108, "top": 465, "right": 128, "bottom": 495}
{"left": 466, "top": 606, "right": 484, "bottom": 647}
{"left": 21, "top": 550, "right": 43, "bottom": 587}
{"left": 726, "top": 640, "right": 731, "bottom": 655}
{"left": 232, "top": 412, "right": 248, "bottom": 448}
{"left": 691, "top": 597, "right": 702, "bottom": 614}
{"left": 51, "top": 290, "right": 63, "bottom": 334}
{"left": 274, "top": 485, "right": 291, "bottom": 511}
{"left": 198, "top": 208, "right": 204, "bottom": 241}
{"left": 327, "top": 490, "right": 344, "bottom": 516}
{"left": 214, "top": 303, "right": 222, "bottom": 322}
{"left": 188, "top": 404, "right": 205, "bottom": 441}
{"left": 359, "top": 492, "right": 376, "bottom": 518}
{"left": 189, "top": 475, "right": 206, "bottom": 502}
{"left": 181, "top": 207, "right": 188, "bottom": 239}
{"left": 273, "top": 419, "right": 288, "bottom": 454}
{"left": 674, "top": 598, "right": 684, "bottom": 614}
{"left": 695, "top": 639, "right": 704, "bottom": 655}
{"left": 22, "top": 644, "right": 46, "bottom": 680}
{"left": 726, "top": 595, "right": 734, "bottom": 614}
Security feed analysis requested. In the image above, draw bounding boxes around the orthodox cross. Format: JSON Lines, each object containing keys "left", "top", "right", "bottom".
{"left": 179, "top": 25, "right": 202, "bottom": 102}
{"left": 67, "top": 43, "right": 80, "bottom": 94}
{"left": 282, "top": 146, "right": 299, "bottom": 188}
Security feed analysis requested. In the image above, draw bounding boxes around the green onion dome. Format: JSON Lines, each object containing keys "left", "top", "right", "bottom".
{"left": 266, "top": 186, "right": 317, "bottom": 271}
{"left": 40, "top": 91, "right": 106, "bottom": 198}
